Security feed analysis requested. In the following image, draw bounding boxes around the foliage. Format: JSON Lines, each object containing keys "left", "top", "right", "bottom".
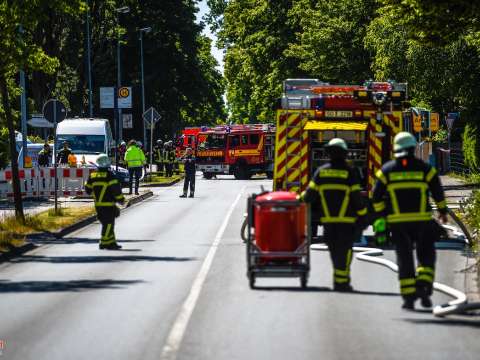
{"left": 463, "top": 123, "right": 480, "bottom": 171}
{"left": 430, "top": 127, "right": 448, "bottom": 144}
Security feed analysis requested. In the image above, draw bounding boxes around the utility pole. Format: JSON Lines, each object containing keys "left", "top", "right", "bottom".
{"left": 86, "top": 0, "right": 93, "bottom": 117}
{"left": 115, "top": 6, "right": 130, "bottom": 142}
{"left": 139, "top": 27, "right": 151, "bottom": 148}
{"left": 19, "top": 24, "right": 27, "bottom": 165}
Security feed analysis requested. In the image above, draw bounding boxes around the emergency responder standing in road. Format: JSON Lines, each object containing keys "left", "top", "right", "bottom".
{"left": 56, "top": 141, "right": 72, "bottom": 165}
{"left": 124, "top": 140, "right": 146, "bottom": 195}
{"left": 301, "top": 138, "right": 367, "bottom": 291}
{"left": 38, "top": 143, "right": 51, "bottom": 167}
{"left": 180, "top": 147, "right": 196, "bottom": 198}
{"left": 154, "top": 140, "right": 164, "bottom": 175}
{"left": 165, "top": 141, "right": 175, "bottom": 177}
{"left": 85, "top": 154, "right": 125, "bottom": 250}
{"left": 372, "top": 132, "right": 448, "bottom": 310}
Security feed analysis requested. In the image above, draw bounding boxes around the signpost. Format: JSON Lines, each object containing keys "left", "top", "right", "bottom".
{"left": 42, "top": 99, "right": 67, "bottom": 214}
{"left": 100, "top": 86, "right": 132, "bottom": 161}
{"left": 142, "top": 107, "right": 161, "bottom": 178}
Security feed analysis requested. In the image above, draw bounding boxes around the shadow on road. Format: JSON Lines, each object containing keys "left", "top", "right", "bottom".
{"left": 403, "top": 318, "right": 480, "bottom": 328}
{"left": 8, "top": 255, "right": 196, "bottom": 263}
{"left": 0, "top": 279, "right": 144, "bottom": 293}
{"left": 253, "top": 286, "right": 399, "bottom": 297}
{"left": 31, "top": 236, "right": 157, "bottom": 245}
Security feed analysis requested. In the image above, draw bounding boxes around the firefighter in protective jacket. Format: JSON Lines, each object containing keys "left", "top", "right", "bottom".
{"left": 372, "top": 132, "right": 447, "bottom": 310}
{"left": 85, "top": 154, "right": 125, "bottom": 250}
{"left": 301, "top": 138, "right": 367, "bottom": 291}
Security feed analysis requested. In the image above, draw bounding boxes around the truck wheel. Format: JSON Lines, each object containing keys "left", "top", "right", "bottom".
{"left": 249, "top": 273, "right": 256, "bottom": 289}
{"left": 266, "top": 171, "right": 274, "bottom": 179}
{"left": 300, "top": 274, "right": 308, "bottom": 289}
{"left": 203, "top": 172, "right": 213, "bottom": 179}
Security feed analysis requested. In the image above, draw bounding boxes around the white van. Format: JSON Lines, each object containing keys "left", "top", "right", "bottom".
{"left": 55, "top": 118, "right": 114, "bottom": 165}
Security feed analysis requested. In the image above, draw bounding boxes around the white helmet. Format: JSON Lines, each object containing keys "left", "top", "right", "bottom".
{"left": 96, "top": 154, "right": 111, "bottom": 168}
{"left": 394, "top": 132, "right": 417, "bottom": 157}
{"left": 325, "top": 138, "right": 348, "bottom": 151}
{"left": 120, "top": 141, "right": 126, "bottom": 146}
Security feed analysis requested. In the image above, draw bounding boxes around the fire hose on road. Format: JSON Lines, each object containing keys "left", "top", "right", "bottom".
{"left": 242, "top": 207, "right": 480, "bottom": 317}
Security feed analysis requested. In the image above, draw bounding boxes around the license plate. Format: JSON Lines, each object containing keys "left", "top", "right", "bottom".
{"left": 325, "top": 110, "right": 353, "bottom": 118}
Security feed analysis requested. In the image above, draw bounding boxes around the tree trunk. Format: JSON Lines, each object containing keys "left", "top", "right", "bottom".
{"left": 0, "top": 75, "right": 25, "bottom": 223}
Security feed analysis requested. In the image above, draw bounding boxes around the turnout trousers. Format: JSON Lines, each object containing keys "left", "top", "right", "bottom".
{"left": 183, "top": 172, "right": 195, "bottom": 195}
{"left": 323, "top": 224, "right": 357, "bottom": 286}
{"left": 165, "top": 162, "right": 173, "bottom": 177}
{"left": 97, "top": 207, "right": 117, "bottom": 246}
{"left": 391, "top": 222, "right": 437, "bottom": 301}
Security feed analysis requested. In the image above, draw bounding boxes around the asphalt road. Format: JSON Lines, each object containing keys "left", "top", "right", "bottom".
{"left": 0, "top": 175, "right": 479, "bottom": 360}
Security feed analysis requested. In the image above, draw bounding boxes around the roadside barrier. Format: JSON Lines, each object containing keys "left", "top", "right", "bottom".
{"left": 0, "top": 166, "right": 94, "bottom": 200}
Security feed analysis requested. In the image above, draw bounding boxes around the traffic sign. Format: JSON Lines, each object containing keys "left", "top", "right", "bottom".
{"left": 100, "top": 87, "right": 114, "bottom": 108}
{"left": 100, "top": 86, "right": 132, "bottom": 109}
{"left": 118, "top": 86, "right": 132, "bottom": 109}
{"left": 142, "top": 107, "right": 161, "bottom": 126}
{"left": 123, "top": 113, "right": 133, "bottom": 129}
{"left": 42, "top": 99, "right": 67, "bottom": 124}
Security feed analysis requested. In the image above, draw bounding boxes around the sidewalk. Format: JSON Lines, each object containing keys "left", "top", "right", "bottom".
{"left": 440, "top": 175, "right": 473, "bottom": 207}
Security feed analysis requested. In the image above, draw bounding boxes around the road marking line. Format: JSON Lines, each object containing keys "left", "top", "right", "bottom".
{"left": 160, "top": 187, "right": 245, "bottom": 360}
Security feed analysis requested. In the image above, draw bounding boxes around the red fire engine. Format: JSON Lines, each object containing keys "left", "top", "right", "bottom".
{"left": 195, "top": 124, "right": 276, "bottom": 179}
{"left": 175, "top": 127, "right": 209, "bottom": 158}
{"left": 273, "top": 79, "right": 440, "bottom": 194}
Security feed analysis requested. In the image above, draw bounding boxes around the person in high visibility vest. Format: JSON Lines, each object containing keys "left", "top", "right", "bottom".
{"left": 85, "top": 154, "right": 125, "bottom": 250}
{"left": 179, "top": 147, "right": 196, "bottom": 198}
{"left": 164, "top": 141, "right": 175, "bottom": 177}
{"left": 372, "top": 132, "right": 448, "bottom": 310}
{"left": 124, "top": 140, "right": 146, "bottom": 195}
{"left": 301, "top": 138, "right": 368, "bottom": 292}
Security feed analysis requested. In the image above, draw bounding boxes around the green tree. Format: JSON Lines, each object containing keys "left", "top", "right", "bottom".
{"left": 0, "top": 0, "right": 85, "bottom": 221}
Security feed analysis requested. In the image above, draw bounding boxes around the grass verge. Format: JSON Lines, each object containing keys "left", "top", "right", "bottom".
{"left": 0, "top": 206, "right": 95, "bottom": 252}
{"left": 143, "top": 174, "right": 183, "bottom": 185}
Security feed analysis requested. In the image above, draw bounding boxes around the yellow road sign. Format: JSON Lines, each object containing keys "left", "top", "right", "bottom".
{"left": 118, "top": 87, "right": 130, "bottom": 98}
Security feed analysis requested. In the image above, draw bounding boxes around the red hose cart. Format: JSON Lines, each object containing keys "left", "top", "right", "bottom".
{"left": 246, "top": 191, "right": 311, "bottom": 288}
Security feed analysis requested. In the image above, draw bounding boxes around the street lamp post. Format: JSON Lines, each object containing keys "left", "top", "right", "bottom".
{"left": 115, "top": 6, "right": 130, "bottom": 143}
{"left": 139, "top": 26, "right": 151, "bottom": 148}
{"left": 86, "top": 0, "right": 93, "bottom": 117}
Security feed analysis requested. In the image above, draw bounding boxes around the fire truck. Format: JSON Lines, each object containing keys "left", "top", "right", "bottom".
{"left": 175, "top": 127, "right": 208, "bottom": 158}
{"left": 196, "top": 124, "right": 276, "bottom": 179}
{"left": 273, "top": 79, "right": 440, "bottom": 194}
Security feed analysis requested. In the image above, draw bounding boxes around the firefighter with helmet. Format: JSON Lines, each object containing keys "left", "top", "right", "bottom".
{"left": 85, "top": 154, "right": 125, "bottom": 250}
{"left": 301, "top": 138, "right": 368, "bottom": 291}
{"left": 372, "top": 131, "right": 447, "bottom": 310}
{"left": 154, "top": 139, "right": 164, "bottom": 175}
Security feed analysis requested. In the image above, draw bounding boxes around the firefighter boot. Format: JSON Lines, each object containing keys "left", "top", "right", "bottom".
{"left": 100, "top": 243, "right": 122, "bottom": 250}
{"left": 333, "top": 283, "right": 353, "bottom": 292}
{"left": 179, "top": 193, "right": 187, "bottom": 198}
{"left": 189, "top": 193, "right": 194, "bottom": 198}
{"left": 401, "top": 295, "right": 416, "bottom": 310}
{"left": 417, "top": 285, "right": 433, "bottom": 308}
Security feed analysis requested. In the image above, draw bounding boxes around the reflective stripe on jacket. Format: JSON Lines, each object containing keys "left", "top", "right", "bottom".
{"left": 124, "top": 146, "right": 146, "bottom": 168}
{"left": 372, "top": 156, "right": 447, "bottom": 224}
{"left": 302, "top": 161, "right": 367, "bottom": 224}
{"left": 85, "top": 170, "right": 125, "bottom": 207}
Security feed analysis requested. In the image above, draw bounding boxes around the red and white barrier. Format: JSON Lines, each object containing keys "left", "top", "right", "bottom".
{"left": 0, "top": 166, "right": 94, "bottom": 200}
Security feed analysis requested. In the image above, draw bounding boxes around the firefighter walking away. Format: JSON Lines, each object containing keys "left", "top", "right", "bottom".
{"left": 85, "top": 154, "right": 125, "bottom": 250}
{"left": 301, "top": 138, "right": 368, "bottom": 292}
{"left": 372, "top": 132, "right": 448, "bottom": 310}
{"left": 180, "top": 147, "right": 196, "bottom": 198}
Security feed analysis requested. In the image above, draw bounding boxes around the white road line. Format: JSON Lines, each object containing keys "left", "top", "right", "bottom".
{"left": 160, "top": 187, "right": 245, "bottom": 360}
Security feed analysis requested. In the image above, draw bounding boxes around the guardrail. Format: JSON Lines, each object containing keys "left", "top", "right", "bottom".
{"left": 0, "top": 167, "right": 94, "bottom": 200}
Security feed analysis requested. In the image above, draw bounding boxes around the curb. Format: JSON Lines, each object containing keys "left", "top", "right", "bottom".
{"left": 141, "top": 177, "right": 183, "bottom": 188}
{"left": 0, "top": 242, "right": 37, "bottom": 262}
{"left": 0, "top": 190, "right": 154, "bottom": 262}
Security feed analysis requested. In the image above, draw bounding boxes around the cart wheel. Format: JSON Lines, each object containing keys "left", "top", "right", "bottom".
{"left": 300, "top": 274, "right": 308, "bottom": 289}
{"left": 249, "top": 274, "right": 256, "bottom": 289}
